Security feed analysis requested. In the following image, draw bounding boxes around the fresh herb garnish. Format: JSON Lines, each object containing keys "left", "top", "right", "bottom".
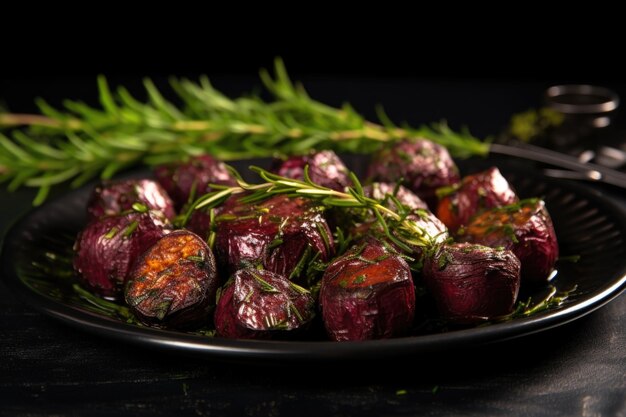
{"left": 0, "top": 59, "right": 487, "bottom": 206}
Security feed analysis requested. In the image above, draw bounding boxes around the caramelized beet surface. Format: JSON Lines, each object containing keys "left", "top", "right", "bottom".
{"left": 319, "top": 237, "right": 415, "bottom": 341}
{"left": 73, "top": 212, "right": 170, "bottom": 298}
{"left": 436, "top": 167, "right": 518, "bottom": 234}
{"left": 214, "top": 268, "right": 315, "bottom": 339}
{"left": 423, "top": 243, "right": 521, "bottom": 323}
{"left": 86, "top": 179, "right": 176, "bottom": 221}
{"left": 125, "top": 230, "right": 218, "bottom": 328}
{"left": 458, "top": 199, "right": 559, "bottom": 284}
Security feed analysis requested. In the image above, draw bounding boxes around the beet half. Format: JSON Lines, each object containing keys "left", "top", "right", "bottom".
{"left": 125, "top": 230, "right": 218, "bottom": 328}
{"left": 436, "top": 167, "right": 518, "bottom": 234}
{"left": 320, "top": 237, "right": 415, "bottom": 341}
{"left": 458, "top": 199, "right": 559, "bottom": 284}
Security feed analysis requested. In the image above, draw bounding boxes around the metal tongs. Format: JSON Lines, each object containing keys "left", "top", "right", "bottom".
{"left": 489, "top": 143, "right": 626, "bottom": 189}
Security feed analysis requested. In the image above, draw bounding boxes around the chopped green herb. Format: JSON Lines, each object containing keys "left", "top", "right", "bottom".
{"left": 252, "top": 273, "right": 280, "bottom": 293}
{"left": 104, "top": 226, "right": 119, "bottom": 239}
{"left": 289, "top": 303, "right": 304, "bottom": 322}
{"left": 353, "top": 274, "right": 367, "bottom": 284}
{"left": 131, "top": 202, "right": 149, "bottom": 213}
{"left": 268, "top": 238, "right": 284, "bottom": 250}
{"left": 122, "top": 220, "right": 139, "bottom": 237}
{"left": 244, "top": 288, "right": 255, "bottom": 303}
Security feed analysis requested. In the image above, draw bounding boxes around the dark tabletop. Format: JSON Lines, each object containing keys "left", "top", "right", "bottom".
{"left": 2, "top": 75, "right": 626, "bottom": 417}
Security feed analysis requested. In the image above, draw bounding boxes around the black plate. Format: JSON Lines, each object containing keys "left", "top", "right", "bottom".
{"left": 3, "top": 157, "right": 626, "bottom": 361}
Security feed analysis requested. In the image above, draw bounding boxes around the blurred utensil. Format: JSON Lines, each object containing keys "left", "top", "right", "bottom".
{"left": 489, "top": 143, "right": 626, "bottom": 189}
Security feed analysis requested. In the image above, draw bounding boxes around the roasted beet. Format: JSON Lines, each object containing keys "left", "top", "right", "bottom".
{"left": 125, "top": 230, "right": 218, "bottom": 328}
{"left": 86, "top": 179, "right": 176, "bottom": 221}
{"left": 423, "top": 243, "right": 521, "bottom": 323}
{"left": 154, "top": 154, "right": 237, "bottom": 210}
{"left": 350, "top": 183, "right": 448, "bottom": 264}
{"left": 363, "top": 182, "right": 429, "bottom": 211}
{"left": 436, "top": 167, "right": 518, "bottom": 234}
{"left": 214, "top": 195, "right": 334, "bottom": 283}
{"left": 458, "top": 199, "right": 559, "bottom": 284}
{"left": 401, "top": 211, "right": 450, "bottom": 261}
{"left": 214, "top": 268, "right": 315, "bottom": 339}
{"left": 271, "top": 150, "right": 351, "bottom": 191}
{"left": 73, "top": 212, "right": 170, "bottom": 298}
{"left": 367, "top": 139, "right": 460, "bottom": 209}
{"left": 319, "top": 237, "right": 415, "bottom": 341}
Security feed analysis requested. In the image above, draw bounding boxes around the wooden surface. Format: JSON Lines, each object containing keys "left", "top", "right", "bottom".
{"left": 2, "top": 77, "right": 626, "bottom": 416}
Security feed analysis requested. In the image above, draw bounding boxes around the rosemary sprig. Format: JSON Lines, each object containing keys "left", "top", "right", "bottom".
{"left": 184, "top": 165, "right": 436, "bottom": 253}
{"left": 491, "top": 285, "right": 578, "bottom": 323}
{"left": 0, "top": 59, "right": 488, "bottom": 205}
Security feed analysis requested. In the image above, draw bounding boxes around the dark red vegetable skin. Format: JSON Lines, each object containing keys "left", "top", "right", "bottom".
{"left": 367, "top": 139, "right": 460, "bottom": 209}
{"left": 423, "top": 243, "right": 521, "bottom": 323}
{"left": 436, "top": 167, "right": 518, "bottom": 234}
{"left": 271, "top": 150, "right": 351, "bottom": 191}
{"left": 125, "top": 230, "right": 218, "bottom": 328}
{"left": 319, "top": 237, "right": 415, "bottom": 341}
{"left": 214, "top": 268, "right": 315, "bottom": 339}
{"left": 86, "top": 179, "right": 176, "bottom": 221}
{"left": 154, "top": 154, "right": 237, "bottom": 210}
{"left": 214, "top": 195, "right": 334, "bottom": 282}
{"left": 458, "top": 200, "right": 559, "bottom": 284}
{"left": 73, "top": 212, "right": 169, "bottom": 298}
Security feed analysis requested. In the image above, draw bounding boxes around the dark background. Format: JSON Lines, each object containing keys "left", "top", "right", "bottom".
{"left": 3, "top": 20, "right": 625, "bottom": 126}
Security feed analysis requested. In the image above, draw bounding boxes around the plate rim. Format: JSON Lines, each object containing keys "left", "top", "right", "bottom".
{"left": 3, "top": 159, "right": 626, "bottom": 361}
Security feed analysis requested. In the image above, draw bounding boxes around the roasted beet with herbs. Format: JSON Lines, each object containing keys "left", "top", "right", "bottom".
{"left": 458, "top": 199, "right": 559, "bottom": 284}
{"left": 271, "top": 150, "right": 351, "bottom": 191}
{"left": 350, "top": 183, "right": 448, "bottom": 264}
{"left": 363, "top": 182, "right": 429, "bottom": 211}
{"left": 367, "top": 139, "right": 460, "bottom": 209}
{"left": 154, "top": 154, "right": 237, "bottom": 210}
{"left": 319, "top": 237, "right": 415, "bottom": 341}
{"left": 86, "top": 179, "right": 176, "bottom": 221}
{"left": 125, "top": 230, "right": 218, "bottom": 328}
{"left": 73, "top": 211, "right": 170, "bottom": 298}
{"left": 214, "top": 268, "right": 315, "bottom": 339}
{"left": 423, "top": 243, "right": 521, "bottom": 323}
{"left": 436, "top": 167, "right": 518, "bottom": 234}
{"left": 214, "top": 194, "right": 334, "bottom": 283}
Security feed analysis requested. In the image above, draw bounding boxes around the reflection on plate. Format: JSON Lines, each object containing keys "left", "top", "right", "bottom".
{"left": 2, "top": 157, "right": 626, "bottom": 361}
